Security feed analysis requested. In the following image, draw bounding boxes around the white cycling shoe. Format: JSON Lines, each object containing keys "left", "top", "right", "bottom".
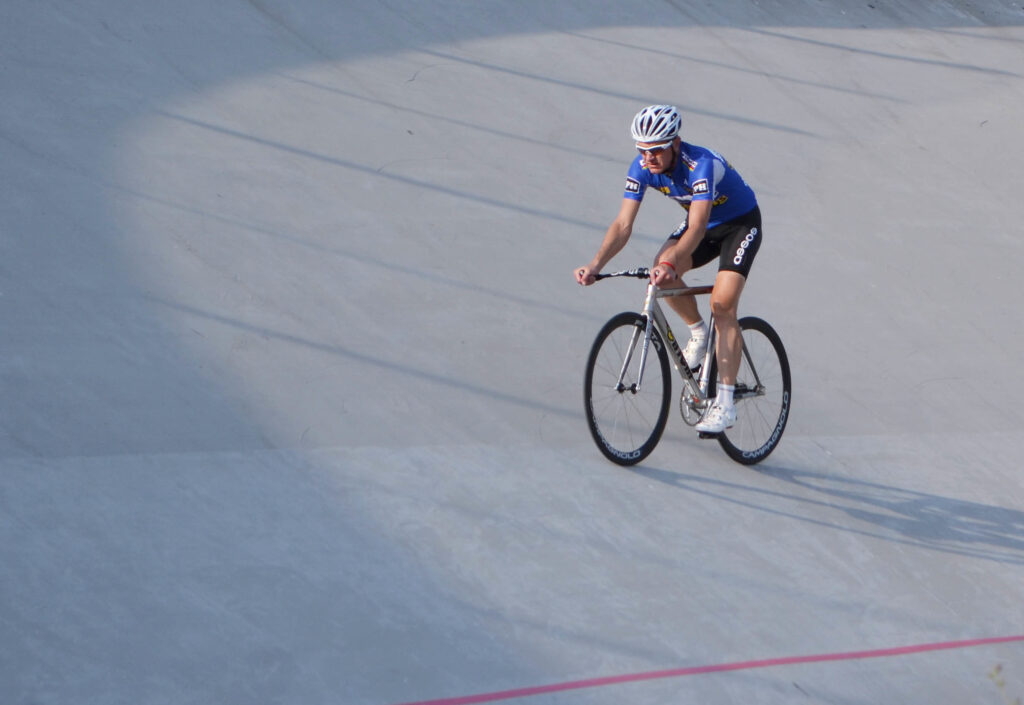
{"left": 696, "top": 403, "right": 736, "bottom": 434}
{"left": 683, "top": 335, "right": 708, "bottom": 371}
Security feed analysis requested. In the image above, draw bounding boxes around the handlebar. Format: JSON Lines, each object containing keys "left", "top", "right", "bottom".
{"left": 589, "top": 267, "right": 715, "bottom": 296}
{"left": 593, "top": 267, "right": 650, "bottom": 281}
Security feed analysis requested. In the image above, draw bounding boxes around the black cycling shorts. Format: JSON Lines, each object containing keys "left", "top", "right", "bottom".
{"left": 668, "top": 206, "right": 762, "bottom": 279}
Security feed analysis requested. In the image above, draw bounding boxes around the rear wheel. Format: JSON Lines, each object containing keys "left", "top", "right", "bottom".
{"left": 709, "top": 317, "right": 791, "bottom": 465}
{"left": 584, "top": 312, "right": 671, "bottom": 466}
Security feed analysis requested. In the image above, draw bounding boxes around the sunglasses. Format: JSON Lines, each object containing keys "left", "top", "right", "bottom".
{"left": 636, "top": 141, "right": 674, "bottom": 156}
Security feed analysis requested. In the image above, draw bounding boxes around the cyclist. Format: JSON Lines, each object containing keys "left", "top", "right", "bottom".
{"left": 575, "top": 104, "right": 762, "bottom": 435}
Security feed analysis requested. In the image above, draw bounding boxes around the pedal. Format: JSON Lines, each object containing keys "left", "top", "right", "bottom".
{"left": 698, "top": 431, "right": 722, "bottom": 439}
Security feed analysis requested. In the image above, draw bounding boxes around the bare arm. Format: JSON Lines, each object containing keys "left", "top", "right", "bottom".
{"left": 651, "top": 199, "right": 711, "bottom": 286}
{"left": 575, "top": 198, "right": 642, "bottom": 285}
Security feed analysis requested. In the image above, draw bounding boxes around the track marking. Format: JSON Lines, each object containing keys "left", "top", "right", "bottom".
{"left": 389, "top": 635, "right": 1024, "bottom": 705}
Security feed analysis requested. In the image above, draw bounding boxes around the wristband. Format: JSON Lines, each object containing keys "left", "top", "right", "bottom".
{"left": 658, "top": 260, "right": 677, "bottom": 273}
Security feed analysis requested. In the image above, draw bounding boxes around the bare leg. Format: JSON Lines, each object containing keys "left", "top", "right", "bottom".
{"left": 709, "top": 270, "right": 746, "bottom": 386}
{"left": 654, "top": 242, "right": 701, "bottom": 324}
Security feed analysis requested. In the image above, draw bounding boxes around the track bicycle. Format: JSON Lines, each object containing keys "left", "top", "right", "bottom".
{"left": 583, "top": 267, "right": 791, "bottom": 466}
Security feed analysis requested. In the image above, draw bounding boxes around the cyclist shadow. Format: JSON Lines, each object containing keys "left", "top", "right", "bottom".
{"left": 632, "top": 460, "right": 1024, "bottom": 566}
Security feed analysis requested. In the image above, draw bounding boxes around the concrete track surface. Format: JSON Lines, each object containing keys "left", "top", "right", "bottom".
{"left": 3, "top": 1, "right": 1024, "bottom": 703}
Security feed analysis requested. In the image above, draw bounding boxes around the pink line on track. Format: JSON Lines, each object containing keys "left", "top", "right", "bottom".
{"left": 391, "top": 635, "right": 1024, "bottom": 705}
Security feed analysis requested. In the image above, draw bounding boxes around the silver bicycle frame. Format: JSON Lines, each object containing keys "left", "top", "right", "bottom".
{"left": 621, "top": 282, "right": 716, "bottom": 401}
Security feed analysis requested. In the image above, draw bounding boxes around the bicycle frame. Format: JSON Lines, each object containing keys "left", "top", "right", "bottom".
{"left": 625, "top": 281, "right": 716, "bottom": 402}
{"left": 601, "top": 269, "right": 767, "bottom": 408}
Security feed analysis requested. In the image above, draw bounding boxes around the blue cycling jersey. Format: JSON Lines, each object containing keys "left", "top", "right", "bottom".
{"left": 623, "top": 142, "right": 758, "bottom": 229}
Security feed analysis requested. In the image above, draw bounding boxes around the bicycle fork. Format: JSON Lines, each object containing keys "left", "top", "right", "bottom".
{"left": 615, "top": 318, "right": 653, "bottom": 394}
{"left": 614, "top": 283, "right": 659, "bottom": 394}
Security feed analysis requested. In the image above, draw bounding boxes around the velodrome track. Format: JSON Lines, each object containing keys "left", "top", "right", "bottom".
{"left": 3, "top": 2, "right": 1024, "bottom": 702}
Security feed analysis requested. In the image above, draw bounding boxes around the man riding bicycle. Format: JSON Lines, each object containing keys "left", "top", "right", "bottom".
{"left": 575, "top": 104, "right": 763, "bottom": 435}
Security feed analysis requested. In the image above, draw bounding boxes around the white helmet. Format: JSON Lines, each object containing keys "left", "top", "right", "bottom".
{"left": 630, "top": 105, "right": 681, "bottom": 143}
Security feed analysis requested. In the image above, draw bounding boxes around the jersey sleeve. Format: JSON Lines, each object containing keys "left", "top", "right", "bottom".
{"left": 622, "top": 156, "right": 647, "bottom": 201}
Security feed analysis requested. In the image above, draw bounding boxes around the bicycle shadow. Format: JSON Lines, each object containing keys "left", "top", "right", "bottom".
{"left": 631, "top": 458, "right": 1024, "bottom": 566}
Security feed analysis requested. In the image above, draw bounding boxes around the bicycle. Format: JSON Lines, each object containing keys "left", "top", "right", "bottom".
{"left": 583, "top": 267, "right": 791, "bottom": 466}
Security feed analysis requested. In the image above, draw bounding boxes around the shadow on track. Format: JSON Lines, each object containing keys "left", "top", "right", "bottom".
{"left": 631, "top": 462, "right": 1024, "bottom": 565}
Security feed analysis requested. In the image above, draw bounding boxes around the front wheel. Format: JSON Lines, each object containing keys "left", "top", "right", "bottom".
{"left": 709, "top": 316, "right": 791, "bottom": 465}
{"left": 584, "top": 312, "right": 671, "bottom": 466}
